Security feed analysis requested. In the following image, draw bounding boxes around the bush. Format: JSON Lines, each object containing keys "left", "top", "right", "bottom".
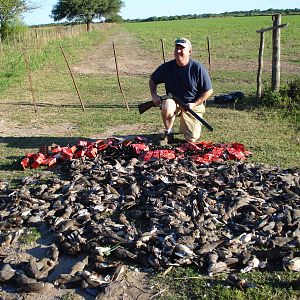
{"left": 261, "top": 79, "right": 300, "bottom": 110}
{"left": 261, "top": 79, "right": 300, "bottom": 129}
{"left": 0, "top": 17, "right": 28, "bottom": 41}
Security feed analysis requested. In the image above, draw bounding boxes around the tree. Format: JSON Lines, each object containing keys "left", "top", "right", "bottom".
{"left": 0, "top": 0, "right": 35, "bottom": 40}
{"left": 51, "top": 0, "right": 124, "bottom": 31}
{"left": 106, "top": 14, "right": 123, "bottom": 23}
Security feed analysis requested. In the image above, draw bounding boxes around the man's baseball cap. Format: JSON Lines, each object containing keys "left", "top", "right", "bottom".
{"left": 175, "top": 38, "right": 192, "bottom": 49}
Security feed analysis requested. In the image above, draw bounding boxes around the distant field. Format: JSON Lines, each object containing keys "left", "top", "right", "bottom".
{"left": 124, "top": 15, "right": 300, "bottom": 94}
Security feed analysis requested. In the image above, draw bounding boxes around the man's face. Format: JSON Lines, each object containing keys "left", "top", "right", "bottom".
{"left": 174, "top": 44, "right": 191, "bottom": 66}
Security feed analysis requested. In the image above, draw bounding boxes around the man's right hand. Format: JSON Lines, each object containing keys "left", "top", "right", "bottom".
{"left": 152, "top": 95, "right": 161, "bottom": 107}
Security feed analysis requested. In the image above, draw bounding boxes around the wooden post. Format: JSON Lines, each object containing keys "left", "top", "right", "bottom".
{"left": 0, "top": 36, "right": 2, "bottom": 58}
{"left": 13, "top": 33, "right": 16, "bottom": 47}
{"left": 207, "top": 36, "right": 212, "bottom": 74}
{"left": 112, "top": 42, "right": 129, "bottom": 111}
{"left": 256, "top": 32, "right": 265, "bottom": 99}
{"left": 22, "top": 49, "right": 38, "bottom": 113}
{"left": 60, "top": 45, "right": 85, "bottom": 111}
{"left": 256, "top": 18, "right": 288, "bottom": 98}
{"left": 160, "top": 38, "right": 166, "bottom": 63}
{"left": 272, "top": 14, "right": 281, "bottom": 92}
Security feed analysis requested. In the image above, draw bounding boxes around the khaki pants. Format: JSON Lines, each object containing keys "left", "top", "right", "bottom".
{"left": 179, "top": 104, "right": 205, "bottom": 142}
{"left": 162, "top": 99, "right": 206, "bottom": 142}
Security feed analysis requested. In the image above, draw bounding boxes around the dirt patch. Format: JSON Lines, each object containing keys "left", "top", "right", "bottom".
{"left": 72, "top": 29, "right": 160, "bottom": 77}
{"left": 0, "top": 120, "right": 77, "bottom": 138}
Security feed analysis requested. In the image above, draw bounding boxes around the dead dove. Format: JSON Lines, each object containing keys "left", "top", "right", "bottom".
{"left": 0, "top": 263, "right": 15, "bottom": 282}
{"left": 14, "top": 272, "right": 54, "bottom": 292}
{"left": 70, "top": 256, "right": 89, "bottom": 275}
{"left": 226, "top": 273, "right": 255, "bottom": 291}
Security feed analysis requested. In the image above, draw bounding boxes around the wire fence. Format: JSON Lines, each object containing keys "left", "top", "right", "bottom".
{"left": 0, "top": 23, "right": 108, "bottom": 54}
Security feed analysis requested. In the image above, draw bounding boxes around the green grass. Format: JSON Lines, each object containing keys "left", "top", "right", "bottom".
{"left": 155, "top": 267, "right": 300, "bottom": 300}
{"left": 124, "top": 16, "right": 300, "bottom": 96}
{"left": 124, "top": 16, "right": 300, "bottom": 62}
{"left": 0, "top": 24, "right": 117, "bottom": 98}
{"left": 19, "top": 227, "right": 42, "bottom": 245}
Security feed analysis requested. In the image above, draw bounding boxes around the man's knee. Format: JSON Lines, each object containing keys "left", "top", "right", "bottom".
{"left": 161, "top": 109, "right": 175, "bottom": 119}
{"left": 162, "top": 99, "right": 176, "bottom": 110}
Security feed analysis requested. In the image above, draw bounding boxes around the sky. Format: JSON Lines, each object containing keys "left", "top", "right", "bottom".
{"left": 23, "top": 0, "right": 300, "bottom": 26}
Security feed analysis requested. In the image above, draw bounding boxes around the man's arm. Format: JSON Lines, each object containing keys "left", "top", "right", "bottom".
{"left": 149, "top": 78, "right": 161, "bottom": 106}
{"left": 187, "top": 89, "right": 213, "bottom": 110}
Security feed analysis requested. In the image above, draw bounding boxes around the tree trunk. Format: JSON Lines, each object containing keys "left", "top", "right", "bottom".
{"left": 86, "top": 22, "right": 91, "bottom": 32}
{"left": 0, "top": 20, "right": 9, "bottom": 41}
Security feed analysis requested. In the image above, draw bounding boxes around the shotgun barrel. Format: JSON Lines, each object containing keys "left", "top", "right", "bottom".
{"left": 138, "top": 94, "right": 214, "bottom": 132}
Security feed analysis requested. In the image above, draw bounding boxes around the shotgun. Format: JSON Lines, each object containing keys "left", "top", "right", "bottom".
{"left": 138, "top": 94, "right": 214, "bottom": 132}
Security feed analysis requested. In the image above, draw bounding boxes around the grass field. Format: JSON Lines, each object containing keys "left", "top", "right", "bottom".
{"left": 0, "top": 16, "right": 299, "bottom": 299}
{"left": 124, "top": 15, "right": 300, "bottom": 93}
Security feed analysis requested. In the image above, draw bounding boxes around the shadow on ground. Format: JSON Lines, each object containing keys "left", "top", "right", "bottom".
{"left": 1, "top": 95, "right": 260, "bottom": 111}
{"left": 0, "top": 136, "right": 84, "bottom": 150}
{"left": 0, "top": 133, "right": 186, "bottom": 172}
{"left": 0, "top": 101, "right": 140, "bottom": 110}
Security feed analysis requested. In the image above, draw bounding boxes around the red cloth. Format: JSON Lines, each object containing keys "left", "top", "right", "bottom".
{"left": 21, "top": 138, "right": 252, "bottom": 169}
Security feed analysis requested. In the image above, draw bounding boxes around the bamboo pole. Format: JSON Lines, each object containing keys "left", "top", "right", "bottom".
{"left": 60, "top": 45, "right": 85, "bottom": 111}
{"left": 256, "top": 32, "right": 265, "bottom": 99}
{"left": 22, "top": 49, "right": 37, "bottom": 113}
{"left": 160, "top": 38, "right": 166, "bottom": 63}
{"left": 112, "top": 42, "right": 129, "bottom": 111}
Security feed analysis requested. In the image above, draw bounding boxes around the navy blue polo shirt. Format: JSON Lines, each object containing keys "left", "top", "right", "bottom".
{"left": 151, "top": 59, "right": 212, "bottom": 103}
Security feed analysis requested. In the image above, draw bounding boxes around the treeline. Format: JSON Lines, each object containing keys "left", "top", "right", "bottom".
{"left": 125, "top": 8, "right": 300, "bottom": 23}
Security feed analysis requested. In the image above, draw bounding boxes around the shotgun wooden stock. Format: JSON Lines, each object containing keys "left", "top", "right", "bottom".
{"left": 138, "top": 94, "right": 214, "bottom": 132}
{"left": 138, "top": 100, "right": 155, "bottom": 114}
{"left": 138, "top": 95, "right": 170, "bottom": 114}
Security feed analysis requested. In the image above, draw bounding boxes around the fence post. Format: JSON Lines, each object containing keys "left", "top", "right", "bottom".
{"left": 22, "top": 49, "right": 38, "bottom": 113}
{"left": 271, "top": 14, "right": 281, "bottom": 92}
{"left": 60, "top": 45, "right": 85, "bottom": 111}
{"left": 207, "top": 36, "right": 212, "bottom": 75}
{"left": 256, "top": 32, "right": 265, "bottom": 99}
{"left": 112, "top": 42, "right": 129, "bottom": 111}
{"left": 160, "top": 38, "right": 166, "bottom": 63}
{"left": 0, "top": 36, "right": 2, "bottom": 58}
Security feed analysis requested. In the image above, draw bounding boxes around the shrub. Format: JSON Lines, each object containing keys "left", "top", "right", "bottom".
{"left": 0, "top": 17, "right": 28, "bottom": 41}
{"left": 261, "top": 79, "right": 300, "bottom": 110}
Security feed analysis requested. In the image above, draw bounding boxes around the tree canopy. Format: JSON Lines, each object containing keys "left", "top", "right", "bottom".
{"left": 51, "top": 0, "right": 124, "bottom": 31}
{"left": 0, "top": 0, "right": 35, "bottom": 39}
